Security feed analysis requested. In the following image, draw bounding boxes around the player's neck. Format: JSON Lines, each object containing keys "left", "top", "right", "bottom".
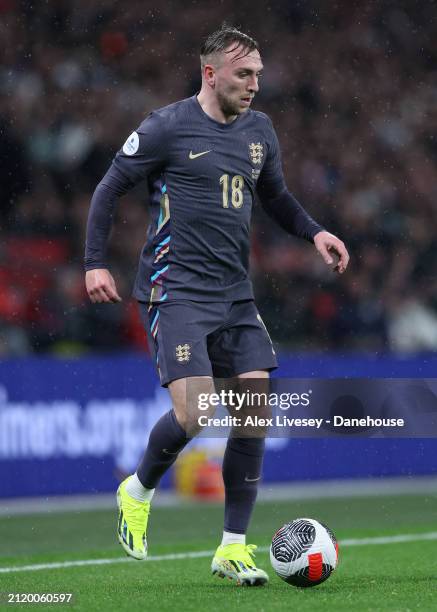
{"left": 196, "top": 91, "right": 237, "bottom": 125}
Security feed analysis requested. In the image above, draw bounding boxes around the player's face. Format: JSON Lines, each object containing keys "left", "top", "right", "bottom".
{"left": 214, "top": 45, "right": 263, "bottom": 116}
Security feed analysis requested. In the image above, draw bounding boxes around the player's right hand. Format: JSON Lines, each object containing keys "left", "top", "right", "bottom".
{"left": 85, "top": 269, "right": 122, "bottom": 303}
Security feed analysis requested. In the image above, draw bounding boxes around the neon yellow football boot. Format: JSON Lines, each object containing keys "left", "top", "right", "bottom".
{"left": 211, "top": 543, "right": 269, "bottom": 586}
{"left": 116, "top": 476, "right": 150, "bottom": 560}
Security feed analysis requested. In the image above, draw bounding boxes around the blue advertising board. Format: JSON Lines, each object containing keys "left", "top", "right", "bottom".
{"left": 0, "top": 353, "right": 436, "bottom": 498}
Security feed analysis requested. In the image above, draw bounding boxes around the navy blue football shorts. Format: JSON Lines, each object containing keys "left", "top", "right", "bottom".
{"left": 139, "top": 299, "right": 278, "bottom": 387}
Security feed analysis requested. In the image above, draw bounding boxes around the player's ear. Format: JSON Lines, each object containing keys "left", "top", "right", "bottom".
{"left": 203, "top": 64, "right": 216, "bottom": 87}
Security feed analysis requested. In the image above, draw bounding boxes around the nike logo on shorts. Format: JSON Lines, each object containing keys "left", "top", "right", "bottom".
{"left": 244, "top": 475, "right": 261, "bottom": 482}
{"left": 189, "top": 150, "right": 211, "bottom": 159}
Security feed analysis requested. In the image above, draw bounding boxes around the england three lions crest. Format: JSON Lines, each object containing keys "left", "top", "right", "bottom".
{"left": 249, "top": 142, "right": 263, "bottom": 165}
{"left": 175, "top": 343, "right": 191, "bottom": 363}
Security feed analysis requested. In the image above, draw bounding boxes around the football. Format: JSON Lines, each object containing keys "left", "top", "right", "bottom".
{"left": 270, "top": 518, "right": 338, "bottom": 587}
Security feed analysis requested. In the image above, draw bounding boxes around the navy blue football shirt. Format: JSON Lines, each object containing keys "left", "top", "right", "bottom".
{"left": 85, "top": 95, "right": 322, "bottom": 302}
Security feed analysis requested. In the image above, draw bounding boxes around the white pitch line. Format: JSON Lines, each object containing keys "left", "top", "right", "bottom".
{"left": 1, "top": 531, "right": 437, "bottom": 574}
{"left": 0, "top": 551, "right": 213, "bottom": 574}
{"left": 340, "top": 531, "right": 437, "bottom": 546}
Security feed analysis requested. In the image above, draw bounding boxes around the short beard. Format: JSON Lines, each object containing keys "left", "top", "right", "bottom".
{"left": 216, "top": 89, "right": 242, "bottom": 117}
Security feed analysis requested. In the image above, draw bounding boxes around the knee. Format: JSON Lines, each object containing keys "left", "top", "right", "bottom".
{"left": 172, "top": 402, "right": 203, "bottom": 437}
{"left": 172, "top": 404, "right": 188, "bottom": 432}
{"left": 170, "top": 377, "right": 215, "bottom": 435}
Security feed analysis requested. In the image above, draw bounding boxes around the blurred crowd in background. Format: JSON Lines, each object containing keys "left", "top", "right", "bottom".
{"left": 1, "top": 0, "right": 437, "bottom": 356}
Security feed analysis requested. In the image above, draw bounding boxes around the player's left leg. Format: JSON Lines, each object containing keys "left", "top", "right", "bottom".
{"left": 209, "top": 300, "right": 277, "bottom": 585}
{"left": 212, "top": 369, "right": 270, "bottom": 586}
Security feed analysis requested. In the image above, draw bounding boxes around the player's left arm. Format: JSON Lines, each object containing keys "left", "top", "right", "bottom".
{"left": 256, "top": 119, "right": 349, "bottom": 274}
{"left": 312, "top": 230, "right": 349, "bottom": 274}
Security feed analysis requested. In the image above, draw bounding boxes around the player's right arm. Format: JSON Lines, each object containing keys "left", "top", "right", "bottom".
{"left": 84, "top": 112, "right": 169, "bottom": 303}
{"left": 86, "top": 268, "right": 122, "bottom": 304}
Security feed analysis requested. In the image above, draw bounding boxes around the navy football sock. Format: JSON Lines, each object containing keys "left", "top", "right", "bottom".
{"left": 136, "top": 410, "right": 190, "bottom": 489}
{"left": 222, "top": 437, "right": 265, "bottom": 535}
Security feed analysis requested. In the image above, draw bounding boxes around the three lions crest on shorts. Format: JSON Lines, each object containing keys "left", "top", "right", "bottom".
{"left": 175, "top": 343, "right": 191, "bottom": 363}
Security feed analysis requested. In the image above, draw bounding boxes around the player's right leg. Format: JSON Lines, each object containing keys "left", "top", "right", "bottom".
{"left": 117, "top": 301, "right": 219, "bottom": 559}
{"left": 117, "top": 380, "right": 189, "bottom": 559}
{"left": 117, "top": 377, "right": 214, "bottom": 559}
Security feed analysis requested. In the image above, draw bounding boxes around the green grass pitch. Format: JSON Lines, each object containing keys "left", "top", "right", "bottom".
{"left": 1, "top": 492, "right": 436, "bottom": 611}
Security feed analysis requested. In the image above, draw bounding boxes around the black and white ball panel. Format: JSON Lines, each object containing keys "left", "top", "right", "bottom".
{"left": 270, "top": 518, "right": 338, "bottom": 587}
{"left": 271, "top": 519, "right": 316, "bottom": 562}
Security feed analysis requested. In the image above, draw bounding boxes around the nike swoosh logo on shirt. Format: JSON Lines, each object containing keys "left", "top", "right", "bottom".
{"left": 244, "top": 476, "right": 261, "bottom": 482}
{"left": 189, "top": 150, "right": 211, "bottom": 159}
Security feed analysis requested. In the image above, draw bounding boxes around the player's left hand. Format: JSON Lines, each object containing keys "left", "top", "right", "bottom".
{"left": 313, "top": 231, "right": 349, "bottom": 274}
